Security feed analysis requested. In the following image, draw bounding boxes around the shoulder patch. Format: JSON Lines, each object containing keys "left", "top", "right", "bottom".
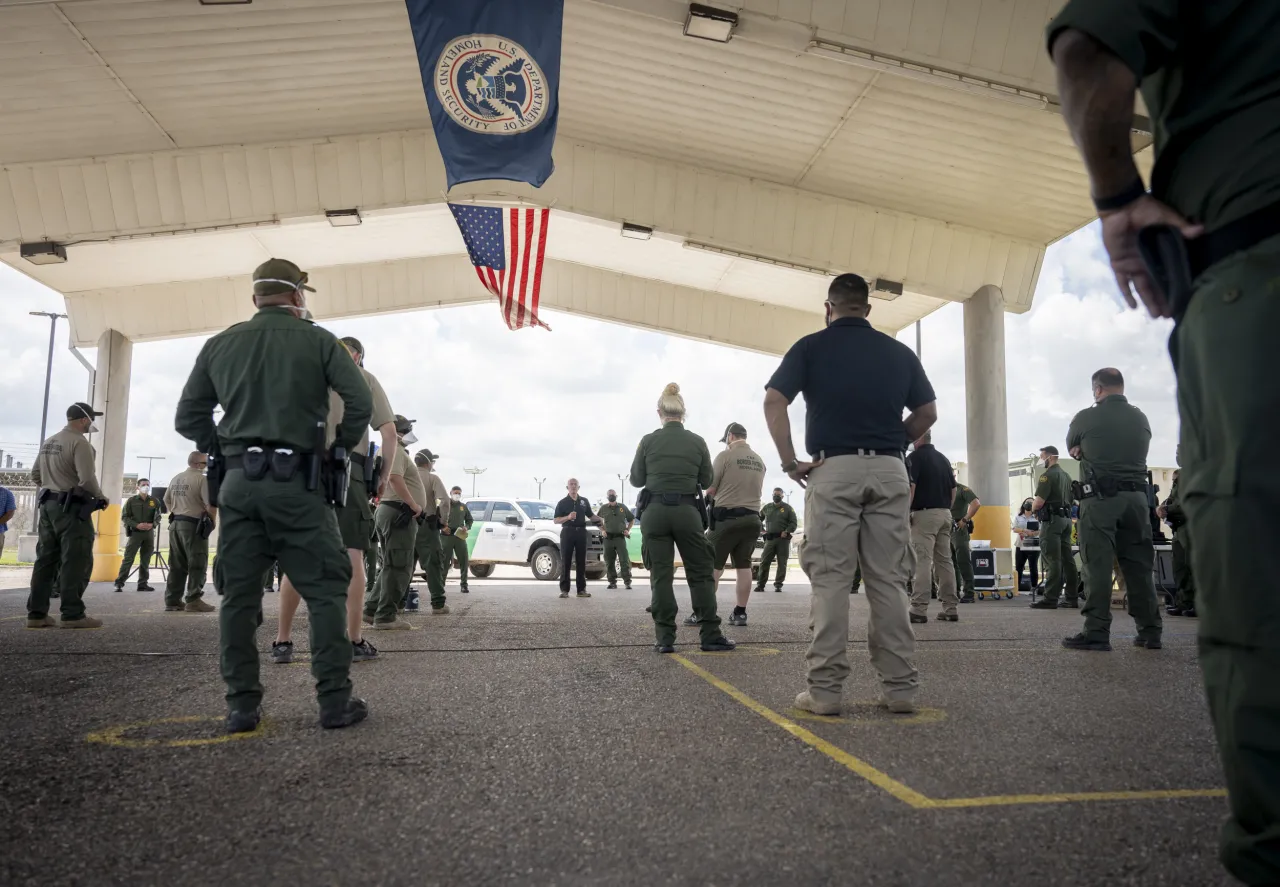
{"left": 1039, "top": 475, "right": 1048, "bottom": 484}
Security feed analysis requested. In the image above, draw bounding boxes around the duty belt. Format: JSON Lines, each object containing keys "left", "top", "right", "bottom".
{"left": 171, "top": 514, "right": 200, "bottom": 524}
{"left": 815, "top": 447, "right": 903, "bottom": 460}
{"left": 715, "top": 506, "right": 757, "bottom": 519}
{"left": 1188, "top": 199, "right": 1280, "bottom": 278}
{"left": 763, "top": 532, "right": 786, "bottom": 541}
{"left": 1080, "top": 480, "right": 1145, "bottom": 498}
{"left": 350, "top": 452, "right": 366, "bottom": 467}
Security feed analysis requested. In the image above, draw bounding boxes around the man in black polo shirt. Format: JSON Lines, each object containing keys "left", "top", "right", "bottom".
{"left": 906, "top": 431, "right": 959, "bottom": 623}
{"left": 764, "top": 273, "right": 937, "bottom": 717}
{"left": 554, "top": 478, "right": 600, "bottom": 598}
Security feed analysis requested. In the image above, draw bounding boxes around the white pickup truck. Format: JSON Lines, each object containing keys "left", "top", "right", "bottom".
{"left": 462, "top": 497, "right": 606, "bottom": 582}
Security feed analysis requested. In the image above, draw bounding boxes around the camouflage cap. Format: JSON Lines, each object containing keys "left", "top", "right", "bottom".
{"left": 252, "top": 258, "right": 315, "bottom": 298}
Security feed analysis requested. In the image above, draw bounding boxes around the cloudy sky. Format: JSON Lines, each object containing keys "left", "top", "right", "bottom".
{"left": 0, "top": 221, "right": 1178, "bottom": 505}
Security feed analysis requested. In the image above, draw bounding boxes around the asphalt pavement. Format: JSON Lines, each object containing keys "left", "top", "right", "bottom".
{"left": 0, "top": 566, "right": 1234, "bottom": 887}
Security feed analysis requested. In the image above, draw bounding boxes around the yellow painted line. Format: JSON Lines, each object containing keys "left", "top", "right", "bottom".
{"left": 686, "top": 647, "right": 780, "bottom": 657}
{"left": 672, "top": 654, "right": 1226, "bottom": 810}
{"left": 87, "top": 715, "right": 269, "bottom": 749}
{"left": 670, "top": 653, "right": 934, "bottom": 809}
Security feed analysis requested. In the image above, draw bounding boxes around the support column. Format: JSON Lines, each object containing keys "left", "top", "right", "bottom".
{"left": 963, "top": 284, "right": 1010, "bottom": 546}
{"left": 90, "top": 329, "right": 132, "bottom": 582}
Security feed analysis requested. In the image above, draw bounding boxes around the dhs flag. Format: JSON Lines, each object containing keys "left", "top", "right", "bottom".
{"left": 405, "top": 0, "right": 563, "bottom": 189}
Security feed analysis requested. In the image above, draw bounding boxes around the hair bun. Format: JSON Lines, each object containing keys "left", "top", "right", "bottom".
{"left": 663, "top": 382, "right": 680, "bottom": 396}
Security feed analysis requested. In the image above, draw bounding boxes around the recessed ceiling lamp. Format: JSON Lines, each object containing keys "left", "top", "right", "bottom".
{"left": 684, "top": 3, "right": 738, "bottom": 43}
{"left": 621, "top": 222, "right": 653, "bottom": 241}
{"left": 20, "top": 242, "right": 67, "bottom": 265}
{"left": 325, "top": 209, "right": 363, "bottom": 227}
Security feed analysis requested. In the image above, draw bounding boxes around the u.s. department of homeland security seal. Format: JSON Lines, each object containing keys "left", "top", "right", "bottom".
{"left": 435, "top": 34, "right": 550, "bottom": 136}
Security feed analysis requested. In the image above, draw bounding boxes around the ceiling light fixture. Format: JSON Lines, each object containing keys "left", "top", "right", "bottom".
{"left": 684, "top": 241, "right": 832, "bottom": 277}
{"left": 325, "top": 209, "right": 362, "bottom": 227}
{"left": 873, "top": 278, "right": 904, "bottom": 300}
{"left": 620, "top": 222, "right": 653, "bottom": 241}
{"left": 198, "top": 0, "right": 253, "bottom": 6}
{"left": 20, "top": 242, "right": 68, "bottom": 265}
{"left": 684, "top": 3, "right": 738, "bottom": 43}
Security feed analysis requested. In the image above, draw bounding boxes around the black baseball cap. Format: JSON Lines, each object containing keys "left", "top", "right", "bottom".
{"left": 67, "top": 401, "right": 102, "bottom": 420}
{"left": 340, "top": 336, "right": 364, "bottom": 358}
{"left": 393, "top": 415, "right": 415, "bottom": 435}
{"left": 720, "top": 422, "right": 747, "bottom": 443}
{"left": 1040, "top": 445, "right": 1059, "bottom": 456}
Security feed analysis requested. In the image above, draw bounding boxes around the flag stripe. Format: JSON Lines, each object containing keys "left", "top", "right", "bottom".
{"left": 448, "top": 201, "right": 551, "bottom": 331}
{"left": 531, "top": 208, "right": 549, "bottom": 324}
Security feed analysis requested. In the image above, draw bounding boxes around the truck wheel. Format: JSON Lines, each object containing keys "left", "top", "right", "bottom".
{"left": 469, "top": 564, "right": 495, "bottom": 579}
{"left": 586, "top": 566, "right": 606, "bottom": 581}
{"left": 531, "top": 545, "right": 562, "bottom": 582}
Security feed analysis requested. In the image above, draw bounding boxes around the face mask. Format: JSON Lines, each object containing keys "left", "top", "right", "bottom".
{"left": 138, "top": 486, "right": 150, "bottom": 496}
{"left": 607, "top": 495, "right": 616, "bottom": 502}
{"left": 402, "top": 432, "right": 418, "bottom": 445}
{"left": 773, "top": 494, "right": 783, "bottom": 503}
{"left": 451, "top": 494, "right": 461, "bottom": 502}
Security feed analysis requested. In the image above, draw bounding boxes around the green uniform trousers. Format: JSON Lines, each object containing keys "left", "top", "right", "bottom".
{"left": 414, "top": 521, "right": 446, "bottom": 609}
{"left": 603, "top": 535, "right": 632, "bottom": 585}
{"left": 1171, "top": 529, "right": 1195, "bottom": 611}
{"left": 368, "top": 503, "right": 417, "bottom": 623}
{"left": 441, "top": 531, "right": 469, "bottom": 590}
{"left": 950, "top": 526, "right": 974, "bottom": 595}
{"left": 641, "top": 502, "right": 725, "bottom": 647}
{"left": 217, "top": 470, "right": 353, "bottom": 713}
{"left": 166, "top": 519, "right": 210, "bottom": 606}
{"left": 756, "top": 537, "right": 790, "bottom": 589}
{"left": 1077, "top": 493, "right": 1161, "bottom": 643}
{"left": 115, "top": 528, "right": 154, "bottom": 586}
{"left": 1039, "top": 515, "right": 1079, "bottom": 604}
{"left": 1172, "top": 232, "right": 1280, "bottom": 884}
{"left": 27, "top": 500, "right": 95, "bottom": 621}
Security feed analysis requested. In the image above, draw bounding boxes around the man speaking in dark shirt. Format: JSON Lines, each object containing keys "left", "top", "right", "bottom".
{"left": 906, "top": 431, "right": 959, "bottom": 623}
{"left": 554, "top": 478, "right": 601, "bottom": 599}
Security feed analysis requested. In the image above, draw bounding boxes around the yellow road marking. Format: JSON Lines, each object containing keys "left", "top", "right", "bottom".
{"left": 686, "top": 647, "right": 780, "bottom": 657}
{"left": 672, "top": 654, "right": 1225, "bottom": 810}
{"left": 86, "top": 715, "right": 269, "bottom": 749}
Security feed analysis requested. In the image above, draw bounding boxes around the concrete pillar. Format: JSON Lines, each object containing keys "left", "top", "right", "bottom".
{"left": 90, "top": 329, "right": 132, "bottom": 581}
{"left": 963, "top": 284, "right": 1010, "bottom": 547}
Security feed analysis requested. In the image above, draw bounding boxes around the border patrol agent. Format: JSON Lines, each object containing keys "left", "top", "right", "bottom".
{"left": 442, "top": 486, "right": 474, "bottom": 593}
{"left": 114, "top": 479, "right": 158, "bottom": 593}
{"left": 1159, "top": 466, "right": 1195, "bottom": 617}
{"left": 27, "top": 402, "right": 109, "bottom": 629}
{"left": 1049, "top": 7, "right": 1280, "bottom": 880}
{"left": 1029, "top": 446, "right": 1079, "bottom": 610}
{"left": 1062, "top": 369, "right": 1161, "bottom": 653}
{"left": 598, "top": 489, "right": 634, "bottom": 590}
{"left": 365, "top": 416, "right": 422, "bottom": 629}
{"left": 630, "top": 383, "right": 735, "bottom": 654}
{"left": 705, "top": 422, "right": 765, "bottom": 627}
{"left": 413, "top": 449, "right": 450, "bottom": 613}
{"left": 950, "top": 481, "right": 980, "bottom": 603}
{"left": 764, "top": 273, "right": 934, "bottom": 716}
{"left": 756, "top": 486, "right": 797, "bottom": 593}
{"left": 164, "top": 452, "right": 216, "bottom": 613}
{"left": 175, "top": 257, "right": 372, "bottom": 732}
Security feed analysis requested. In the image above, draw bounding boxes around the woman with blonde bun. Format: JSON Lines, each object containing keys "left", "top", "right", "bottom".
{"left": 629, "top": 383, "right": 736, "bottom": 654}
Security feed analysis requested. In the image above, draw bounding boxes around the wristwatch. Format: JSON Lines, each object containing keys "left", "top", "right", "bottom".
{"left": 781, "top": 459, "right": 798, "bottom": 473}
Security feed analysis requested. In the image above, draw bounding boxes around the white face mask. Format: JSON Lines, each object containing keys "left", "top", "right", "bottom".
{"left": 138, "top": 486, "right": 150, "bottom": 496}
{"left": 451, "top": 494, "right": 461, "bottom": 502}
{"left": 402, "top": 432, "right": 418, "bottom": 445}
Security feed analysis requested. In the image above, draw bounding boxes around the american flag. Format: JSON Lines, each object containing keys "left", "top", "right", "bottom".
{"left": 448, "top": 203, "right": 552, "bottom": 331}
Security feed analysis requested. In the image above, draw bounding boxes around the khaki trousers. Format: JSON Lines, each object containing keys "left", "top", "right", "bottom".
{"left": 910, "top": 508, "right": 958, "bottom": 616}
{"left": 799, "top": 455, "right": 918, "bottom": 705}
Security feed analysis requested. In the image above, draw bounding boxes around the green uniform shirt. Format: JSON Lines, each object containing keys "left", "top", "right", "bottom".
{"left": 598, "top": 502, "right": 634, "bottom": 535}
{"left": 1163, "top": 474, "right": 1186, "bottom": 525}
{"left": 447, "top": 500, "right": 473, "bottom": 532}
{"left": 760, "top": 501, "right": 798, "bottom": 535}
{"left": 122, "top": 493, "right": 160, "bottom": 530}
{"left": 31, "top": 425, "right": 104, "bottom": 498}
{"left": 175, "top": 306, "right": 372, "bottom": 458}
{"left": 950, "top": 484, "right": 978, "bottom": 521}
{"left": 1048, "top": 1, "right": 1280, "bottom": 231}
{"left": 1034, "top": 464, "right": 1074, "bottom": 506}
{"left": 629, "top": 421, "right": 713, "bottom": 494}
{"left": 1066, "top": 394, "right": 1151, "bottom": 485}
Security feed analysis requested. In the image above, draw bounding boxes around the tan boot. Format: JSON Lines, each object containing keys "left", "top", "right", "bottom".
{"left": 60, "top": 615, "right": 103, "bottom": 629}
{"left": 431, "top": 605, "right": 450, "bottom": 615}
{"left": 184, "top": 599, "right": 216, "bottom": 613}
{"left": 371, "top": 618, "right": 415, "bottom": 631}
{"left": 879, "top": 698, "right": 917, "bottom": 714}
{"left": 794, "top": 691, "right": 841, "bottom": 716}
{"left": 26, "top": 616, "right": 57, "bottom": 629}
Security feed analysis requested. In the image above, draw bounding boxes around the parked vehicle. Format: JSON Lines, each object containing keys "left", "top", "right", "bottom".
{"left": 463, "top": 498, "right": 606, "bottom": 581}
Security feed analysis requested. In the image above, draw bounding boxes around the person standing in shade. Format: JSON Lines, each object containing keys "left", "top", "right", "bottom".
{"left": 1158, "top": 464, "right": 1195, "bottom": 618}
{"left": 1062, "top": 369, "right": 1161, "bottom": 652}
{"left": 114, "top": 479, "right": 159, "bottom": 593}
{"left": 597, "top": 489, "right": 634, "bottom": 590}
{"left": 906, "top": 431, "right": 960, "bottom": 624}
{"left": 365, "top": 415, "right": 422, "bottom": 630}
{"left": 413, "top": 449, "right": 450, "bottom": 614}
{"left": 705, "top": 422, "right": 765, "bottom": 627}
{"left": 764, "top": 273, "right": 934, "bottom": 716}
{"left": 949, "top": 481, "right": 980, "bottom": 604}
{"left": 442, "top": 486, "right": 474, "bottom": 593}
{"left": 756, "top": 487, "right": 798, "bottom": 593}
{"left": 1029, "top": 445, "right": 1080, "bottom": 610}
{"left": 163, "top": 452, "right": 217, "bottom": 613}
{"left": 27, "top": 402, "right": 109, "bottom": 629}
{"left": 554, "top": 478, "right": 600, "bottom": 598}
{"left": 630, "top": 383, "right": 735, "bottom": 654}
{"left": 174, "top": 257, "right": 372, "bottom": 732}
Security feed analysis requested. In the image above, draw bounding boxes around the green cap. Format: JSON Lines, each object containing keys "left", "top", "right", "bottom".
{"left": 340, "top": 336, "right": 364, "bottom": 359}
{"left": 252, "top": 258, "right": 315, "bottom": 298}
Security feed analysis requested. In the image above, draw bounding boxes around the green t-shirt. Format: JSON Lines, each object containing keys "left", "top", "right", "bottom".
{"left": 1048, "top": 1, "right": 1280, "bottom": 230}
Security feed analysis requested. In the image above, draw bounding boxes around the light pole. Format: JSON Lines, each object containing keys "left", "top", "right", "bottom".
{"left": 534, "top": 477, "right": 545, "bottom": 499}
{"left": 29, "top": 312, "right": 67, "bottom": 450}
{"left": 617, "top": 473, "right": 627, "bottom": 503}
{"left": 139, "top": 455, "right": 165, "bottom": 483}
{"left": 464, "top": 467, "right": 487, "bottom": 497}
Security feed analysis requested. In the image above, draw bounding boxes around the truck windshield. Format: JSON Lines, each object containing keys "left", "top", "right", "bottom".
{"left": 519, "top": 501, "right": 556, "bottom": 520}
